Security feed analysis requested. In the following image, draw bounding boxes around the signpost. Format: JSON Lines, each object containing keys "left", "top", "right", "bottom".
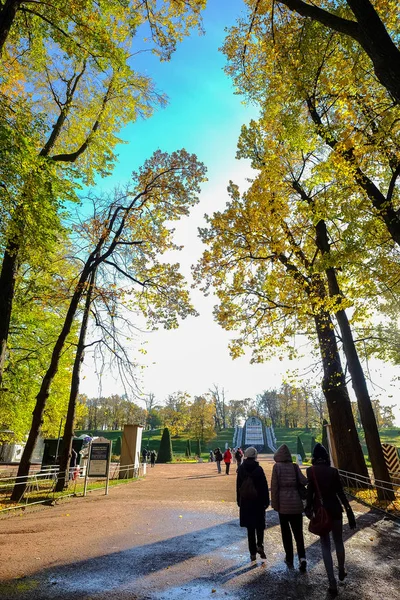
{"left": 84, "top": 441, "right": 111, "bottom": 496}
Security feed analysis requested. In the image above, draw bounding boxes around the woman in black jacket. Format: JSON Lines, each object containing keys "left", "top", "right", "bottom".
{"left": 237, "top": 447, "right": 270, "bottom": 561}
{"left": 306, "top": 444, "right": 356, "bottom": 595}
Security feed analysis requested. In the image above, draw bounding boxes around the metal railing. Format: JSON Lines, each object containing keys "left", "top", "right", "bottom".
{"left": 0, "top": 463, "right": 145, "bottom": 515}
{"left": 339, "top": 469, "right": 400, "bottom": 519}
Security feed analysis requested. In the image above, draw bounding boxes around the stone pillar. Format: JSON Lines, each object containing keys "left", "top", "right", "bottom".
{"left": 119, "top": 424, "right": 143, "bottom": 478}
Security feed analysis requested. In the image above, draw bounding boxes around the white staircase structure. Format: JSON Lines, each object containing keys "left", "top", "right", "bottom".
{"left": 233, "top": 426, "right": 243, "bottom": 448}
{"left": 244, "top": 417, "right": 264, "bottom": 447}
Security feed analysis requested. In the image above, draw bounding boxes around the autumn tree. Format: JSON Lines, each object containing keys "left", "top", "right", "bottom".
{"left": 237, "top": 1, "right": 400, "bottom": 103}
{"left": 0, "top": 237, "right": 79, "bottom": 441}
{"left": 11, "top": 149, "right": 206, "bottom": 500}
{"left": 161, "top": 391, "right": 192, "bottom": 437}
{"left": 0, "top": 0, "right": 207, "bottom": 386}
{"left": 188, "top": 395, "right": 216, "bottom": 443}
{"left": 223, "top": 11, "right": 396, "bottom": 486}
{"left": 209, "top": 384, "right": 227, "bottom": 430}
{"left": 194, "top": 173, "right": 368, "bottom": 476}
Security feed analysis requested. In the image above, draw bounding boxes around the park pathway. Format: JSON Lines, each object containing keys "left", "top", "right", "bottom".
{"left": 0, "top": 457, "right": 399, "bottom": 599}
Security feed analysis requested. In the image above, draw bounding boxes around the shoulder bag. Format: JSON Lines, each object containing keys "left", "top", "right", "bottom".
{"left": 308, "top": 467, "right": 332, "bottom": 536}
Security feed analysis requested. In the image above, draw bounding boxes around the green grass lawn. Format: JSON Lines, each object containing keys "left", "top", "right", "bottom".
{"left": 274, "top": 427, "right": 319, "bottom": 456}
{"left": 141, "top": 427, "right": 236, "bottom": 460}
{"left": 274, "top": 426, "right": 400, "bottom": 463}
{"left": 77, "top": 425, "right": 400, "bottom": 463}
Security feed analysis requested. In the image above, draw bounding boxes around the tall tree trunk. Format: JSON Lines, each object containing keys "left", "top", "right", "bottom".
{"left": 10, "top": 265, "right": 92, "bottom": 501}
{"left": 315, "top": 219, "right": 393, "bottom": 497}
{"left": 314, "top": 309, "right": 369, "bottom": 477}
{"left": 0, "top": 240, "right": 19, "bottom": 387}
{"left": 0, "top": 0, "right": 20, "bottom": 55}
{"left": 55, "top": 266, "right": 97, "bottom": 492}
{"left": 346, "top": 0, "right": 400, "bottom": 104}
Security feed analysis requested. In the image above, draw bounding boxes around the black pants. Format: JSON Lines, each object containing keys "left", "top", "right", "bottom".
{"left": 278, "top": 513, "right": 306, "bottom": 563}
{"left": 225, "top": 462, "right": 230, "bottom": 474}
{"left": 247, "top": 527, "right": 264, "bottom": 555}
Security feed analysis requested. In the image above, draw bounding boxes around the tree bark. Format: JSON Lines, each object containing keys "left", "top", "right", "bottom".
{"left": 0, "top": 240, "right": 19, "bottom": 387}
{"left": 314, "top": 219, "right": 394, "bottom": 497}
{"left": 313, "top": 309, "right": 369, "bottom": 477}
{"left": 55, "top": 265, "right": 97, "bottom": 492}
{"left": 0, "top": 0, "right": 21, "bottom": 55}
{"left": 10, "top": 265, "right": 92, "bottom": 501}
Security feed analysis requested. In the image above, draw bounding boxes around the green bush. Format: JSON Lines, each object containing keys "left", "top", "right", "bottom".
{"left": 297, "top": 436, "right": 306, "bottom": 461}
{"left": 157, "top": 427, "right": 173, "bottom": 463}
{"left": 114, "top": 436, "right": 122, "bottom": 455}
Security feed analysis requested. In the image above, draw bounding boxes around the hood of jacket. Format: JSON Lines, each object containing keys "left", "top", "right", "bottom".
{"left": 274, "top": 444, "right": 292, "bottom": 463}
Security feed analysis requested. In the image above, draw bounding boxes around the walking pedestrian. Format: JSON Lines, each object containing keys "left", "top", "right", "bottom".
{"left": 150, "top": 450, "right": 157, "bottom": 467}
{"left": 237, "top": 446, "right": 270, "bottom": 561}
{"left": 209, "top": 450, "right": 214, "bottom": 462}
{"left": 235, "top": 447, "right": 243, "bottom": 472}
{"left": 214, "top": 447, "right": 223, "bottom": 473}
{"left": 223, "top": 447, "right": 232, "bottom": 474}
{"left": 271, "top": 444, "right": 308, "bottom": 571}
{"left": 142, "top": 448, "right": 148, "bottom": 463}
{"left": 305, "top": 443, "right": 356, "bottom": 596}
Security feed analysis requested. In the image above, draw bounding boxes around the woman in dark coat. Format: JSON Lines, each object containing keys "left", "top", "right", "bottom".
{"left": 236, "top": 446, "right": 270, "bottom": 561}
{"left": 271, "top": 444, "right": 307, "bottom": 571}
{"left": 305, "top": 443, "right": 356, "bottom": 595}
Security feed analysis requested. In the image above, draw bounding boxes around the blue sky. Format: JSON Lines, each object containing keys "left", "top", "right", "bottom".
{"left": 80, "top": 1, "right": 400, "bottom": 424}
{"left": 104, "top": 0, "right": 253, "bottom": 183}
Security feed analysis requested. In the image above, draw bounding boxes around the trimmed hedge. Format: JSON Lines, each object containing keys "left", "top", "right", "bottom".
{"left": 297, "top": 436, "right": 306, "bottom": 461}
{"left": 157, "top": 427, "right": 173, "bottom": 463}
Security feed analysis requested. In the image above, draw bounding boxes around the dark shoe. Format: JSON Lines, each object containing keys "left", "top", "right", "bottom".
{"left": 299, "top": 558, "right": 307, "bottom": 572}
{"left": 284, "top": 558, "right": 294, "bottom": 568}
{"left": 338, "top": 568, "right": 347, "bottom": 581}
{"left": 328, "top": 585, "right": 338, "bottom": 596}
{"left": 257, "top": 545, "right": 267, "bottom": 559}
{"left": 250, "top": 554, "right": 257, "bottom": 561}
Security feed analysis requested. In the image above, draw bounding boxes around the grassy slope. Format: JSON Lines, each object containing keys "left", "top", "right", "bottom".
{"left": 141, "top": 428, "right": 236, "bottom": 458}
{"left": 274, "top": 427, "right": 400, "bottom": 459}
{"left": 77, "top": 426, "right": 400, "bottom": 460}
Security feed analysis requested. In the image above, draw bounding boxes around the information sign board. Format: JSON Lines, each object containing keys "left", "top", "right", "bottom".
{"left": 88, "top": 442, "right": 110, "bottom": 478}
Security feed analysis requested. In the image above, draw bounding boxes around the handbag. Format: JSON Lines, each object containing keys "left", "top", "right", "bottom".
{"left": 293, "top": 464, "right": 307, "bottom": 501}
{"left": 308, "top": 467, "right": 332, "bottom": 536}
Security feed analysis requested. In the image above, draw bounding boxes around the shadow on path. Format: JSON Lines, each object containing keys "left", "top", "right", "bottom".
{"left": 1, "top": 507, "right": 397, "bottom": 600}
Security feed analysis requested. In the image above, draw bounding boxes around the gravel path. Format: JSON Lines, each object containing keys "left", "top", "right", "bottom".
{"left": 0, "top": 457, "right": 399, "bottom": 599}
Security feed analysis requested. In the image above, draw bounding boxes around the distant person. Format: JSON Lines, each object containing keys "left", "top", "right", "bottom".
{"left": 69, "top": 448, "right": 78, "bottom": 480}
{"left": 235, "top": 447, "right": 243, "bottom": 472}
{"left": 223, "top": 447, "right": 232, "bottom": 475}
{"left": 271, "top": 444, "right": 308, "bottom": 571}
{"left": 142, "top": 448, "right": 148, "bottom": 463}
{"left": 237, "top": 446, "right": 269, "bottom": 561}
{"left": 209, "top": 450, "right": 214, "bottom": 462}
{"left": 150, "top": 450, "right": 157, "bottom": 467}
{"left": 305, "top": 443, "right": 356, "bottom": 596}
{"left": 214, "top": 447, "right": 223, "bottom": 474}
